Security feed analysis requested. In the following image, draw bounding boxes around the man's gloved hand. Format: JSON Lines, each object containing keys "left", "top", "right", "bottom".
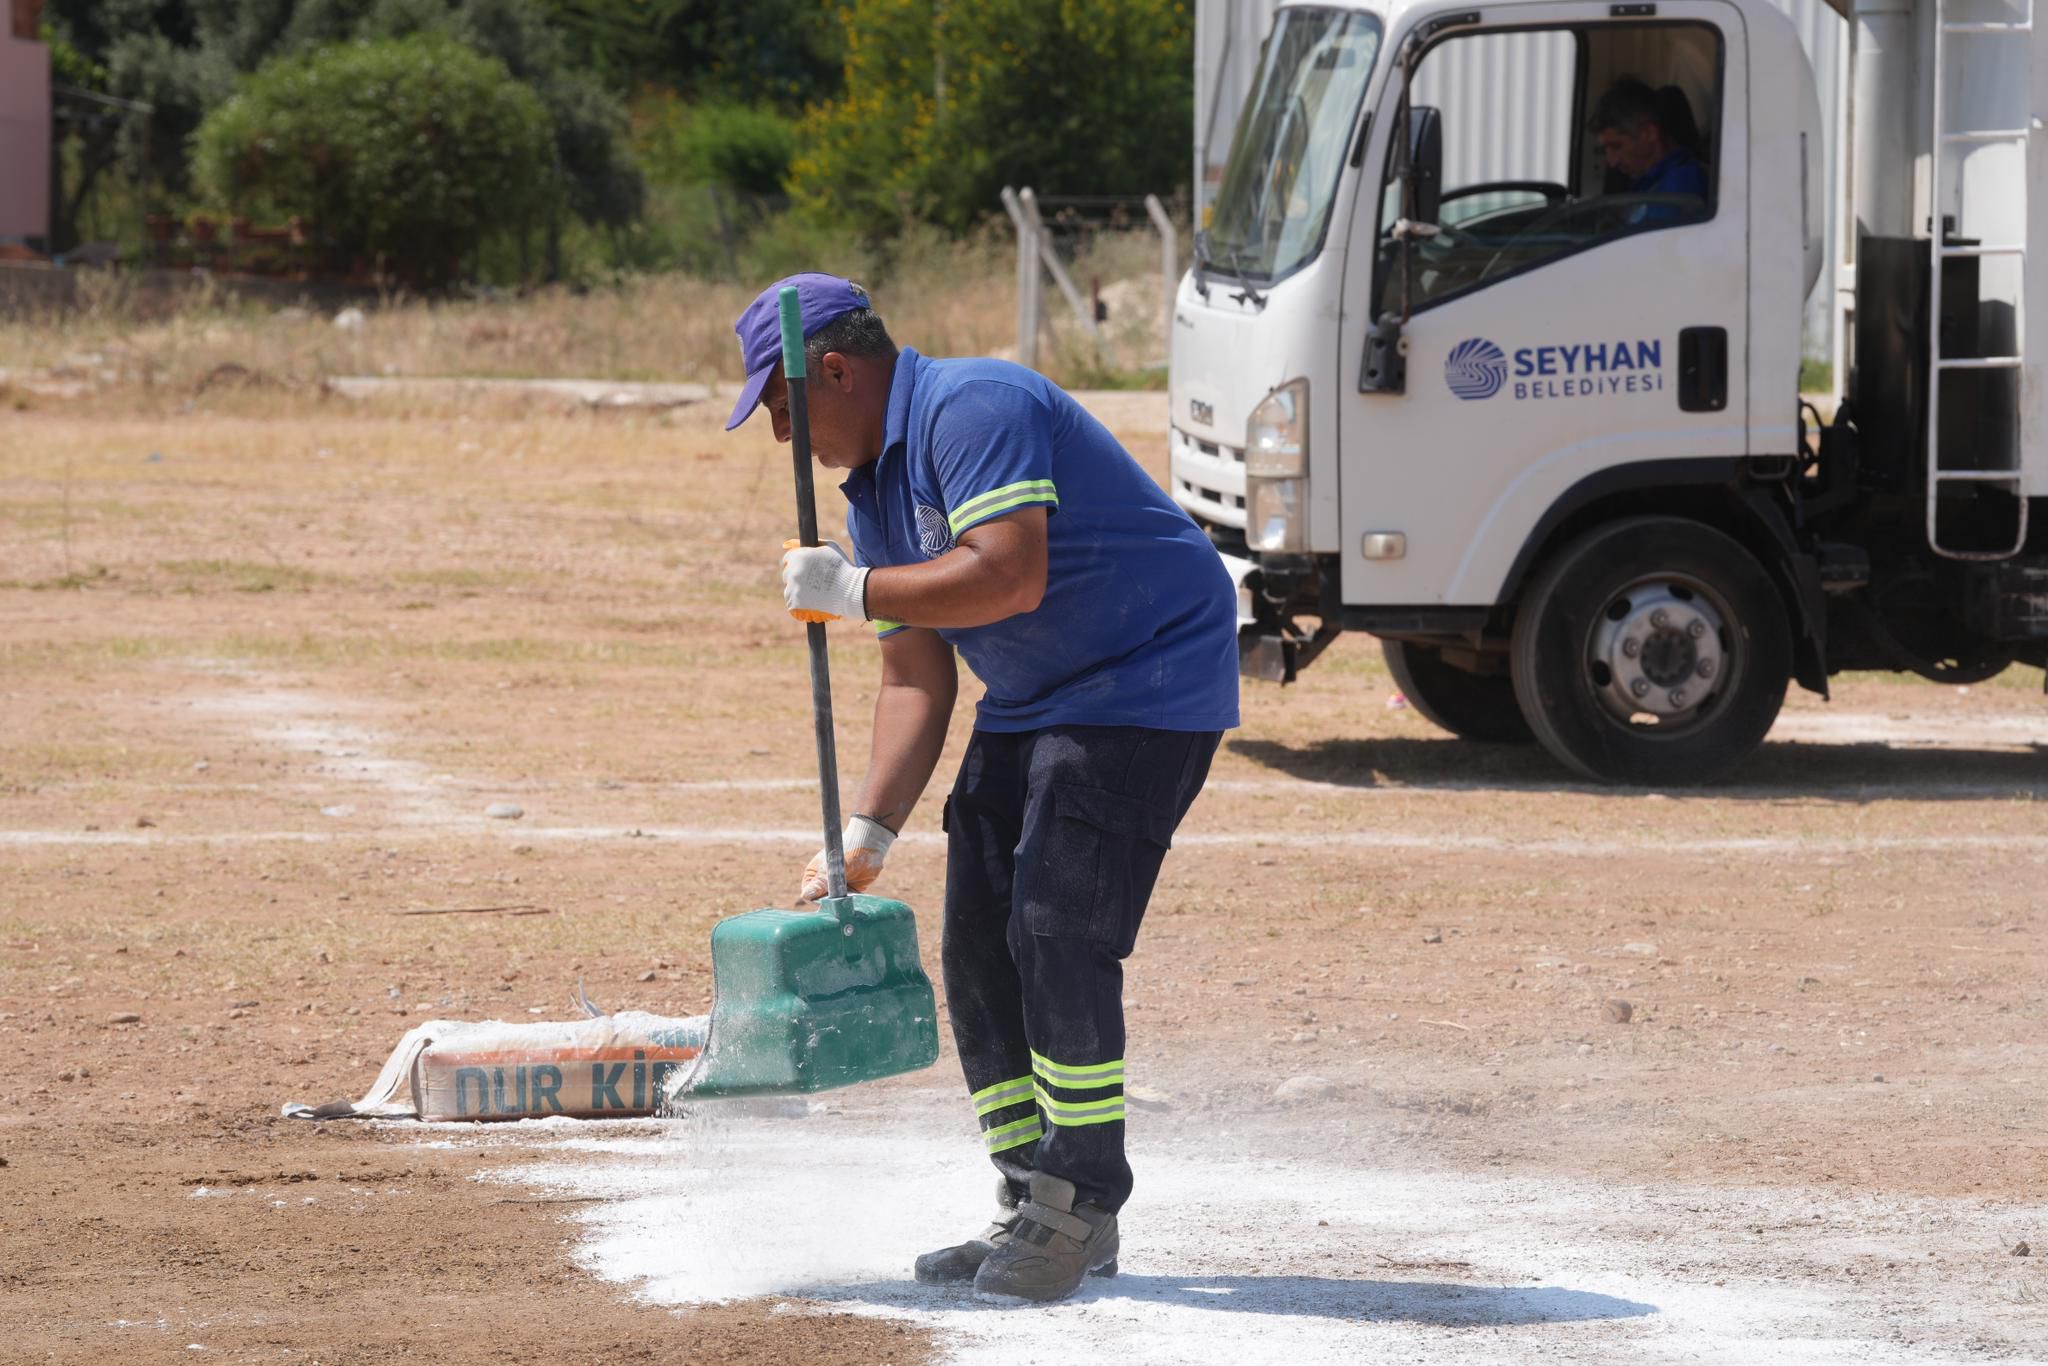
{"left": 781, "top": 540, "right": 869, "bottom": 623}
{"left": 799, "top": 814, "right": 895, "bottom": 902}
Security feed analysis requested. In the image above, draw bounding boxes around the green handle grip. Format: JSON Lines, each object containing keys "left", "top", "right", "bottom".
{"left": 778, "top": 287, "right": 805, "bottom": 380}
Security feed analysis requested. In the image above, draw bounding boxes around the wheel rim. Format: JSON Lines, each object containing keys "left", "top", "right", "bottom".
{"left": 1584, "top": 575, "right": 1738, "bottom": 733}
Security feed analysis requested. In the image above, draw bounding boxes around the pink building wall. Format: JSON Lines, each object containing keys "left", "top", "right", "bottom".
{"left": 0, "top": 34, "right": 51, "bottom": 241}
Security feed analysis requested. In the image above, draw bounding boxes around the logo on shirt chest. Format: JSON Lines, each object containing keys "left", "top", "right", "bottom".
{"left": 915, "top": 504, "right": 954, "bottom": 559}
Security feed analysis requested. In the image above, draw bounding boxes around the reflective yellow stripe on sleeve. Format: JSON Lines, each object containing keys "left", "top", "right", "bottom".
{"left": 947, "top": 480, "right": 1058, "bottom": 535}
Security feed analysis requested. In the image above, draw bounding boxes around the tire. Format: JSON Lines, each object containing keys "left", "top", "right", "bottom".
{"left": 1510, "top": 516, "right": 1790, "bottom": 785}
{"left": 1381, "top": 639, "right": 1533, "bottom": 743}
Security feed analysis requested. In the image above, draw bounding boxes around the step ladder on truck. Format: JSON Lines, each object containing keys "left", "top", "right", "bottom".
{"left": 1171, "top": 0, "right": 2048, "bottom": 783}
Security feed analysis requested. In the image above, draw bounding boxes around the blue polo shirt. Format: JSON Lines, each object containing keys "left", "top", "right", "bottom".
{"left": 1630, "top": 147, "right": 1709, "bottom": 223}
{"left": 839, "top": 348, "right": 1239, "bottom": 734}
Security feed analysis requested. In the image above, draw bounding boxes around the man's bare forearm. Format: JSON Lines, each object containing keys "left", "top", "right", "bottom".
{"left": 865, "top": 509, "right": 1047, "bottom": 629}
{"left": 855, "top": 630, "right": 958, "bottom": 832}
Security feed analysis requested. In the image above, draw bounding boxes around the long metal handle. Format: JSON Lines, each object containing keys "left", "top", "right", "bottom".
{"left": 778, "top": 288, "right": 848, "bottom": 904}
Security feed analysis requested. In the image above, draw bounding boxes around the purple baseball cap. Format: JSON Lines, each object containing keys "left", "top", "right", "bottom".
{"left": 725, "top": 273, "right": 874, "bottom": 430}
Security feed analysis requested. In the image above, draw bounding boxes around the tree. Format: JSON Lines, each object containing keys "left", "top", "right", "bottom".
{"left": 361, "top": 0, "right": 645, "bottom": 236}
{"left": 37, "top": 24, "right": 141, "bottom": 252}
{"left": 537, "top": 0, "right": 843, "bottom": 109}
{"left": 191, "top": 34, "right": 553, "bottom": 285}
{"left": 790, "top": 0, "right": 1192, "bottom": 236}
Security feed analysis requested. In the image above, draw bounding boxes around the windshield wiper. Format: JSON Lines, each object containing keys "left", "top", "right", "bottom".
{"left": 1194, "top": 229, "right": 1268, "bottom": 308}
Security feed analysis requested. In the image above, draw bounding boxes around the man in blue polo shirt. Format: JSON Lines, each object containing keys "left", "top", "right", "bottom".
{"left": 1592, "top": 77, "right": 1709, "bottom": 225}
{"left": 726, "top": 273, "right": 1238, "bottom": 1303}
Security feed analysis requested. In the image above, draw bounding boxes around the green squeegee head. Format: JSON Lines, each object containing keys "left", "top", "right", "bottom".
{"left": 675, "top": 894, "right": 939, "bottom": 1099}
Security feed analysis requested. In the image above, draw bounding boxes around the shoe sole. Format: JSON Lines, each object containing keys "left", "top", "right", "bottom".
{"left": 970, "top": 1257, "right": 1119, "bottom": 1303}
{"left": 918, "top": 1257, "right": 1116, "bottom": 1288}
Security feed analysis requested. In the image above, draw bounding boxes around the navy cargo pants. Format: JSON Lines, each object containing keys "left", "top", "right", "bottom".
{"left": 941, "top": 724, "right": 1219, "bottom": 1214}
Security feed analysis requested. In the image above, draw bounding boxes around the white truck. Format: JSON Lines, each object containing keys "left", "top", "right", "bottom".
{"left": 1172, "top": 0, "right": 2047, "bottom": 782}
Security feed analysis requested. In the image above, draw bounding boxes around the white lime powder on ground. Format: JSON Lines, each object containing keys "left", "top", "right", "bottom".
{"left": 476, "top": 1094, "right": 2046, "bottom": 1365}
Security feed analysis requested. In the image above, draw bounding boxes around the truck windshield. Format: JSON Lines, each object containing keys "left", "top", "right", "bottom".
{"left": 1206, "top": 8, "right": 1383, "bottom": 284}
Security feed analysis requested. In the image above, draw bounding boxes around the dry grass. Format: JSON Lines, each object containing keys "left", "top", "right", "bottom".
{"left": 0, "top": 229, "right": 1169, "bottom": 399}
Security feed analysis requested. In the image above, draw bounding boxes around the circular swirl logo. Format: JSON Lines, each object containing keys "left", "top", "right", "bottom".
{"left": 915, "top": 504, "right": 953, "bottom": 558}
{"left": 1445, "top": 338, "right": 1508, "bottom": 401}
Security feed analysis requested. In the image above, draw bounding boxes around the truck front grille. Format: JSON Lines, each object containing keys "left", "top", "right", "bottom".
{"left": 1169, "top": 425, "right": 1248, "bottom": 529}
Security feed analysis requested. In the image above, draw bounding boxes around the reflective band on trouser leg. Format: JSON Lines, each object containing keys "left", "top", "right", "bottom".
{"left": 1030, "top": 1049, "right": 1125, "bottom": 1091}
{"left": 982, "top": 1113, "right": 1044, "bottom": 1154}
{"left": 1030, "top": 1050, "right": 1126, "bottom": 1128}
{"left": 971, "top": 1074, "right": 1035, "bottom": 1117}
{"left": 1035, "top": 1087, "right": 1126, "bottom": 1127}
{"left": 973, "top": 1073, "right": 1043, "bottom": 1153}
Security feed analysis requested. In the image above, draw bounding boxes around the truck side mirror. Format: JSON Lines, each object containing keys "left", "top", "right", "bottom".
{"left": 1406, "top": 105, "right": 1444, "bottom": 226}
{"left": 1367, "top": 103, "right": 1442, "bottom": 392}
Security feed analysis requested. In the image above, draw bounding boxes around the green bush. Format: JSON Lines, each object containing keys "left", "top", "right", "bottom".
{"left": 791, "top": 0, "right": 1192, "bottom": 236}
{"left": 644, "top": 100, "right": 798, "bottom": 197}
{"left": 571, "top": 96, "right": 803, "bottom": 280}
{"left": 191, "top": 35, "right": 554, "bottom": 287}
{"left": 43, "top": 1, "right": 644, "bottom": 260}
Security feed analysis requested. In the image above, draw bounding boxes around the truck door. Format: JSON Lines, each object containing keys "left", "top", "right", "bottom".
{"left": 1336, "top": 4, "right": 1750, "bottom": 607}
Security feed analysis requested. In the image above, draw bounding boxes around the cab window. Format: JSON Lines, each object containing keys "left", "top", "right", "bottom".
{"left": 1375, "top": 22, "right": 1722, "bottom": 315}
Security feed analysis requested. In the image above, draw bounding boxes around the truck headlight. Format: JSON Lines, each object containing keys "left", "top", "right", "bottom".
{"left": 1248, "top": 477, "right": 1307, "bottom": 552}
{"left": 1246, "top": 379, "right": 1308, "bottom": 551}
{"left": 1245, "top": 380, "right": 1307, "bottom": 478}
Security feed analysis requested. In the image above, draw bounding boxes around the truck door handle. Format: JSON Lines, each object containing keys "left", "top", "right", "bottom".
{"left": 1678, "top": 326, "right": 1727, "bottom": 412}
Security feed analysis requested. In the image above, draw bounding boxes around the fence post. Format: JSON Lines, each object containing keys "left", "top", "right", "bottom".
{"left": 1000, "top": 185, "right": 1041, "bottom": 370}
{"left": 1144, "top": 194, "right": 1177, "bottom": 369}
{"left": 1019, "top": 189, "right": 1098, "bottom": 342}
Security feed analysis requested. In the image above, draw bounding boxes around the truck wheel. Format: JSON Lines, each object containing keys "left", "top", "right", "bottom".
{"left": 1381, "top": 640, "right": 1533, "bottom": 743}
{"left": 1510, "top": 517, "right": 1790, "bottom": 785}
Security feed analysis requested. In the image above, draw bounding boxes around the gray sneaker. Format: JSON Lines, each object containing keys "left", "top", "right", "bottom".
{"left": 971, "top": 1172, "right": 1119, "bottom": 1302}
{"left": 913, "top": 1178, "right": 1022, "bottom": 1284}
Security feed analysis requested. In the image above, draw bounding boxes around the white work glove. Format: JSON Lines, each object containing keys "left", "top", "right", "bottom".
{"left": 780, "top": 539, "right": 869, "bottom": 623}
{"left": 799, "top": 814, "right": 895, "bottom": 902}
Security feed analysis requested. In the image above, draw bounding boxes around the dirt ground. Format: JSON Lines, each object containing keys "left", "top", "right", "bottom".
{"left": 1, "top": 382, "right": 2043, "bottom": 1362}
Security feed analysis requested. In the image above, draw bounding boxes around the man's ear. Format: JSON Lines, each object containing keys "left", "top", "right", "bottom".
{"left": 818, "top": 351, "right": 855, "bottom": 392}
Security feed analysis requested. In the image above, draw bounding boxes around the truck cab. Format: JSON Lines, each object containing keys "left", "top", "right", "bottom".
{"left": 1173, "top": 0, "right": 2047, "bottom": 783}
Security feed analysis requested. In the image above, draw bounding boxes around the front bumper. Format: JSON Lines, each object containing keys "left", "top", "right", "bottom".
{"left": 1220, "top": 551, "right": 1261, "bottom": 630}
{"left": 1222, "top": 550, "right": 1344, "bottom": 684}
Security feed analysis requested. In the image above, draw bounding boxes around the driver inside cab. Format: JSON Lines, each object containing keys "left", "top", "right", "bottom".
{"left": 1591, "top": 77, "right": 1709, "bottom": 224}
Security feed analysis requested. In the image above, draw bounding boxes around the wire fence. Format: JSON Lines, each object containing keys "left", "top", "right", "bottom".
{"left": 1001, "top": 188, "right": 1187, "bottom": 378}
